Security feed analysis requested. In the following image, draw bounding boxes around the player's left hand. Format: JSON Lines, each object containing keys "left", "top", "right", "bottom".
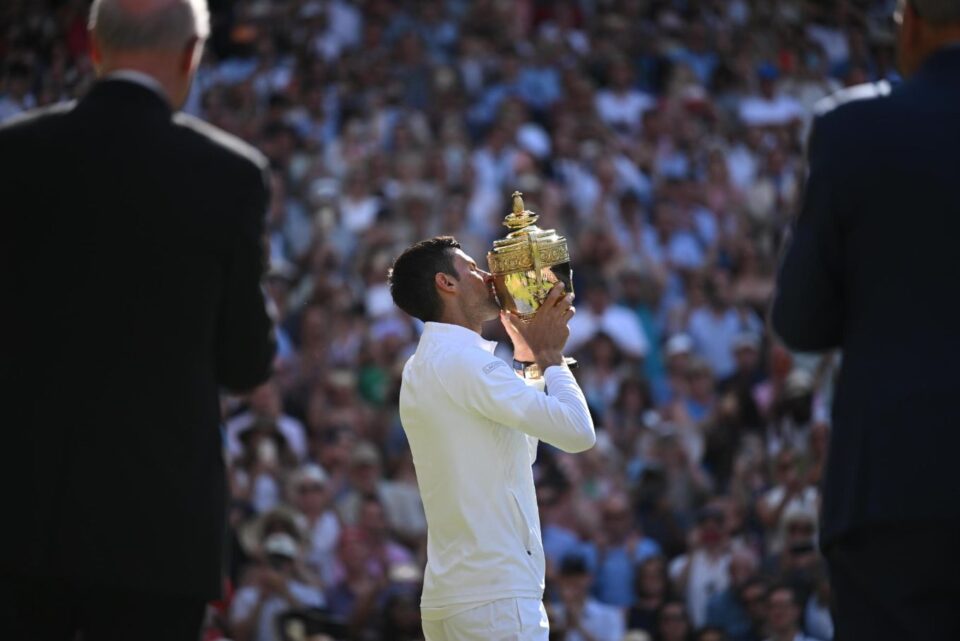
{"left": 500, "top": 310, "right": 536, "bottom": 362}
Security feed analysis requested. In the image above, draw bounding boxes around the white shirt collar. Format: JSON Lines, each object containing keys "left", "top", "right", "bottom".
{"left": 420, "top": 322, "right": 497, "bottom": 354}
{"left": 104, "top": 70, "right": 169, "bottom": 104}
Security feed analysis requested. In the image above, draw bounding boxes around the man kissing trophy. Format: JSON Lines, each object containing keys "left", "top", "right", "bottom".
{"left": 390, "top": 190, "right": 594, "bottom": 641}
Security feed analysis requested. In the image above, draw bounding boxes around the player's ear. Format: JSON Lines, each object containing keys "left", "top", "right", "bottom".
{"left": 435, "top": 272, "right": 457, "bottom": 294}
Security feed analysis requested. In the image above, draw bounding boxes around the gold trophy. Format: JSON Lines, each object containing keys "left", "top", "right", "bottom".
{"left": 487, "top": 191, "right": 576, "bottom": 377}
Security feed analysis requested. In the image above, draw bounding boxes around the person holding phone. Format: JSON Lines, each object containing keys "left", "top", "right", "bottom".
{"left": 230, "top": 533, "right": 325, "bottom": 641}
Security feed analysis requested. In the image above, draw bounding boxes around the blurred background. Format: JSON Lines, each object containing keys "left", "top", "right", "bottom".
{"left": 0, "top": 1, "right": 901, "bottom": 640}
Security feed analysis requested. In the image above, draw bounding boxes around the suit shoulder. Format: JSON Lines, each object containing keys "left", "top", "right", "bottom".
{"left": 171, "top": 112, "right": 268, "bottom": 173}
{"left": 813, "top": 81, "right": 892, "bottom": 119}
{"left": 0, "top": 100, "right": 76, "bottom": 138}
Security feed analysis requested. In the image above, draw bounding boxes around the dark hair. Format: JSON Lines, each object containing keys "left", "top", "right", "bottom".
{"left": 388, "top": 236, "right": 461, "bottom": 322}
{"left": 361, "top": 493, "right": 384, "bottom": 510}
{"left": 633, "top": 554, "right": 669, "bottom": 599}
{"left": 656, "top": 600, "right": 691, "bottom": 635}
{"left": 738, "top": 576, "right": 769, "bottom": 600}
{"left": 558, "top": 554, "right": 590, "bottom": 577}
{"left": 614, "top": 376, "right": 653, "bottom": 414}
{"left": 694, "top": 626, "right": 729, "bottom": 641}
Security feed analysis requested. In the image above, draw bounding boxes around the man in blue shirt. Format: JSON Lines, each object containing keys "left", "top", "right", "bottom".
{"left": 577, "top": 493, "right": 661, "bottom": 607}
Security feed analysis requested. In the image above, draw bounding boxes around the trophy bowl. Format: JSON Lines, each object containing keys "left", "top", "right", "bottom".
{"left": 487, "top": 192, "right": 574, "bottom": 320}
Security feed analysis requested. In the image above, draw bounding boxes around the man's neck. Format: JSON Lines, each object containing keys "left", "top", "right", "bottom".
{"left": 102, "top": 68, "right": 172, "bottom": 105}
{"left": 96, "top": 45, "right": 188, "bottom": 107}
{"left": 436, "top": 313, "right": 483, "bottom": 336}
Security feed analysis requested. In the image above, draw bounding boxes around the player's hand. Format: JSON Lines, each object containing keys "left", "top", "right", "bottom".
{"left": 501, "top": 283, "right": 575, "bottom": 372}
{"left": 500, "top": 310, "right": 535, "bottom": 362}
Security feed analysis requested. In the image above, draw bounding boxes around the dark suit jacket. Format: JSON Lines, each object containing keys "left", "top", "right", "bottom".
{"left": 0, "top": 79, "right": 275, "bottom": 599}
{"left": 771, "top": 47, "right": 960, "bottom": 544}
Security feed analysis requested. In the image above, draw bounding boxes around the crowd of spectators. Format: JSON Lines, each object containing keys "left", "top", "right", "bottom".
{"left": 2, "top": 1, "right": 901, "bottom": 640}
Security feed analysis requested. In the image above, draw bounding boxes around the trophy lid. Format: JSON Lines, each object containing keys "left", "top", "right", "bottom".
{"left": 488, "top": 191, "right": 570, "bottom": 275}
{"left": 503, "top": 191, "right": 539, "bottom": 232}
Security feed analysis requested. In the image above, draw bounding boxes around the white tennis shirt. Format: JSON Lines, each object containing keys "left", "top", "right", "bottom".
{"left": 399, "top": 322, "right": 595, "bottom": 617}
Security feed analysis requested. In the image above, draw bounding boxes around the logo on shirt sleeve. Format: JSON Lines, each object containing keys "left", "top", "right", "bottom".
{"left": 483, "top": 360, "right": 508, "bottom": 375}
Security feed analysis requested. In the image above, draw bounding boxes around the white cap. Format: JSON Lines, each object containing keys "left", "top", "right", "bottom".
{"left": 784, "top": 368, "right": 814, "bottom": 398}
{"left": 291, "top": 463, "right": 328, "bottom": 487}
{"left": 783, "top": 503, "right": 818, "bottom": 527}
{"left": 262, "top": 532, "right": 299, "bottom": 559}
{"left": 665, "top": 333, "right": 693, "bottom": 357}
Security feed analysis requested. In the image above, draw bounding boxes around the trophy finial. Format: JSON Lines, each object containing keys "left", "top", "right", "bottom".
{"left": 504, "top": 190, "right": 539, "bottom": 230}
{"left": 512, "top": 191, "right": 524, "bottom": 214}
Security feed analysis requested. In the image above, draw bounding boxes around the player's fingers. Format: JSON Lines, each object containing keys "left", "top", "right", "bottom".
{"left": 542, "top": 282, "right": 566, "bottom": 307}
{"left": 544, "top": 294, "right": 574, "bottom": 323}
{"left": 504, "top": 310, "right": 528, "bottom": 336}
{"left": 543, "top": 291, "right": 572, "bottom": 320}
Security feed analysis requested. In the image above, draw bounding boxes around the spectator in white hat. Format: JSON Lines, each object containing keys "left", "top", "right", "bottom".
{"left": 756, "top": 450, "right": 819, "bottom": 557}
{"left": 230, "top": 532, "right": 325, "bottom": 641}
{"left": 289, "top": 463, "right": 341, "bottom": 586}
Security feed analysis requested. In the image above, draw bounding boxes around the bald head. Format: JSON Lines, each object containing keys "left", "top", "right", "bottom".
{"left": 89, "top": 0, "right": 209, "bottom": 52}
{"left": 897, "top": 0, "right": 960, "bottom": 76}
{"left": 87, "top": 0, "right": 209, "bottom": 108}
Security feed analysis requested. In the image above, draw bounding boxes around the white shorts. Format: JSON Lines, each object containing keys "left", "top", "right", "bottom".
{"left": 421, "top": 597, "right": 549, "bottom": 641}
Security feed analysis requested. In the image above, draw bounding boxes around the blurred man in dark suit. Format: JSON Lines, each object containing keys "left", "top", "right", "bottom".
{"left": 0, "top": 0, "right": 275, "bottom": 638}
{"left": 771, "top": 1, "right": 960, "bottom": 639}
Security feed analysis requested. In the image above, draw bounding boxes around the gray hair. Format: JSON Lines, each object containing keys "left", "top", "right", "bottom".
{"left": 913, "top": 0, "right": 960, "bottom": 24}
{"left": 88, "top": 0, "right": 210, "bottom": 51}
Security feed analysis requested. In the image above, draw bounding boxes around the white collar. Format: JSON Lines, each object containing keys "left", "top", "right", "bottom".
{"left": 420, "top": 322, "right": 497, "bottom": 354}
{"left": 104, "top": 70, "right": 169, "bottom": 104}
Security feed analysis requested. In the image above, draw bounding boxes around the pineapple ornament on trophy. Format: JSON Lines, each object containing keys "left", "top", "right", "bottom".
{"left": 487, "top": 191, "right": 577, "bottom": 378}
